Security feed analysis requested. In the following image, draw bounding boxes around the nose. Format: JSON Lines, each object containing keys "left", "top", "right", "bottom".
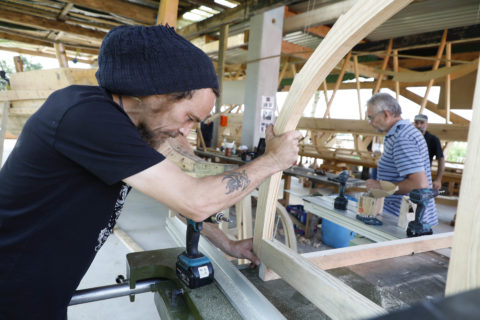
{"left": 179, "top": 122, "right": 195, "bottom": 136}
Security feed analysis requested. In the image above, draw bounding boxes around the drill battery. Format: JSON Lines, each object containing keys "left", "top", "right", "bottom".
{"left": 176, "top": 253, "right": 214, "bottom": 289}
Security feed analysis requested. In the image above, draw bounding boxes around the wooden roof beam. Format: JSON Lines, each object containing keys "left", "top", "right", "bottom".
{"left": 57, "top": 3, "right": 74, "bottom": 21}
{"left": 0, "top": 31, "right": 99, "bottom": 55}
{"left": 67, "top": 0, "right": 156, "bottom": 25}
{"left": 283, "top": 0, "right": 356, "bottom": 34}
{"left": 0, "top": 46, "right": 94, "bottom": 64}
{"left": 281, "top": 41, "right": 313, "bottom": 60}
{"left": 297, "top": 117, "right": 468, "bottom": 141}
{"left": 0, "top": 8, "right": 106, "bottom": 40}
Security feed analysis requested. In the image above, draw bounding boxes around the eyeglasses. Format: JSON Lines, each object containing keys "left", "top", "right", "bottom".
{"left": 366, "top": 110, "right": 384, "bottom": 122}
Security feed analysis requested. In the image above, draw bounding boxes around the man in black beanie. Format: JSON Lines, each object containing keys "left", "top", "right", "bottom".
{"left": 0, "top": 25, "right": 301, "bottom": 320}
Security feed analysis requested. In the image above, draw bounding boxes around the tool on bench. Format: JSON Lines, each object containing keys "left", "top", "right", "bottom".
{"left": 328, "top": 170, "right": 350, "bottom": 210}
{"left": 176, "top": 212, "right": 230, "bottom": 289}
{"left": 356, "top": 214, "right": 383, "bottom": 225}
{"left": 406, "top": 188, "right": 439, "bottom": 237}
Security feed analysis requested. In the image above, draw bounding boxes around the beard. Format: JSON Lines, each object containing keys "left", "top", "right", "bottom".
{"left": 137, "top": 122, "right": 178, "bottom": 149}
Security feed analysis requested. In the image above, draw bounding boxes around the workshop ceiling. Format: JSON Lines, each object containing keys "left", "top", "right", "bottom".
{"left": 0, "top": 0, "right": 478, "bottom": 74}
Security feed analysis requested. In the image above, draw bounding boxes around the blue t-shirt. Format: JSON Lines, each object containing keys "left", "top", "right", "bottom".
{"left": 0, "top": 85, "right": 165, "bottom": 320}
{"left": 377, "top": 119, "right": 438, "bottom": 226}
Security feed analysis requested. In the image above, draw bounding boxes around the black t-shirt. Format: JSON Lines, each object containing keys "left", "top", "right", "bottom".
{"left": 424, "top": 131, "right": 444, "bottom": 165}
{"left": 0, "top": 85, "right": 164, "bottom": 319}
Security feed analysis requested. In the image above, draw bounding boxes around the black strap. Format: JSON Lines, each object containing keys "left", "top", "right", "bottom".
{"left": 119, "top": 95, "right": 124, "bottom": 109}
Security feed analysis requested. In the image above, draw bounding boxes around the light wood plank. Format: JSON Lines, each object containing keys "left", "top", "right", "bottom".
{"left": 445, "top": 66, "right": 480, "bottom": 295}
{"left": 157, "top": 0, "right": 178, "bottom": 28}
{"left": 297, "top": 118, "right": 468, "bottom": 141}
{"left": 54, "top": 42, "right": 69, "bottom": 68}
{"left": 420, "top": 29, "right": 448, "bottom": 113}
{"left": 393, "top": 49, "right": 400, "bottom": 100}
{"left": 260, "top": 232, "right": 452, "bottom": 281}
{"left": 68, "top": 0, "right": 156, "bottom": 25}
{"left": 445, "top": 42, "right": 452, "bottom": 123}
{"left": 304, "top": 232, "right": 452, "bottom": 270}
{"left": 0, "top": 90, "right": 54, "bottom": 102}
{"left": 260, "top": 239, "right": 386, "bottom": 319}
{"left": 373, "top": 38, "right": 393, "bottom": 94}
{"left": 0, "top": 8, "right": 106, "bottom": 39}
{"left": 353, "top": 55, "right": 363, "bottom": 119}
{"left": 0, "top": 102, "right": 8, "bottom": 165}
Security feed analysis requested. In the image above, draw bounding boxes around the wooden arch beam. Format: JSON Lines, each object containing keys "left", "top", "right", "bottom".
{"left": 253, "top": 0, "right": 414, "bottom": 318}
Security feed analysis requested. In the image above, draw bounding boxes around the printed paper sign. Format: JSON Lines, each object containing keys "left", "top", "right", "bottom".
{"left": 260, "top": 96, "right": 276, "bottom": 136}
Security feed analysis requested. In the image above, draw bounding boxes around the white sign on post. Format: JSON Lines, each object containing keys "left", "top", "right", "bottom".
{"left": 260, "top": 96, "right": 275, "bottom": 137}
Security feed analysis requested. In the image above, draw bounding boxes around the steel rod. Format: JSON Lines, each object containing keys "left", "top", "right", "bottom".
{"left": 69, "top": 279, "right": 163, "bottom": 305}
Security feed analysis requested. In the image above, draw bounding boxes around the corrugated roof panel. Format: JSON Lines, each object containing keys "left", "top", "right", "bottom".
{"left": 283, "top": 31, "right": 322, "bottom": 49}
{"left": 368, "top": 0, "right": 480, "bottom": 41}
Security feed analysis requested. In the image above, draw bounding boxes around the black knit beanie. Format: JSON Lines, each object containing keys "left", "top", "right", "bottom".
{"left": 96, "top": 25, "right": 218, "bottom": 96}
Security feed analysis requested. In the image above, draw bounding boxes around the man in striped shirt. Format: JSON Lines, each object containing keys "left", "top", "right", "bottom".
{"left": 365, "top": 93, "right": 438, "bottom": 227}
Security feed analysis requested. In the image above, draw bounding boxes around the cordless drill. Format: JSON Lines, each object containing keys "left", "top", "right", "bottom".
{"left": 328, "top": 170, "right": 350, "bottom": 210}
{"left": 176, "top": 212, "right": 230, "bottom": 289}
{"left": 406, "top": 188, "right": 439, "bottom": 237}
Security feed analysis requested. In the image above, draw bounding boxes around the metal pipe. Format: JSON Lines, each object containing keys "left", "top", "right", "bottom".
{"left": 69, "top": 279, "right": 163, "bottom": 306}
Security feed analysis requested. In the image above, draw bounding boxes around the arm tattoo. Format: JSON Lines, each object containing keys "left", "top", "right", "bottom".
{"left": 222, "top": 170, "right": 251, "bottom": 195}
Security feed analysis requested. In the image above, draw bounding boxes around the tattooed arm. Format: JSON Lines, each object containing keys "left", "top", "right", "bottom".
{"left": 124, "top": 125, "right": 301, "bottom": 221}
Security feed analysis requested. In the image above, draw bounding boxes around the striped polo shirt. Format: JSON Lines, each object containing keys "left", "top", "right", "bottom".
{"left": 377, "top": 119, "right": 438, "bottom": 226}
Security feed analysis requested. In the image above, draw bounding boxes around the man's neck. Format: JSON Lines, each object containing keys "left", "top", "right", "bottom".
{"left": 112, "top": 94, "right": 141, "bottom": 126}
{"left": 386, "top": 117, "right": 402, "bottom": 132}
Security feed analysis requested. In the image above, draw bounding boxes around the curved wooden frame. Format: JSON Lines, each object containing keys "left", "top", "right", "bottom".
{"left": 253, "top": 1, "right": 413, "bottom": 318}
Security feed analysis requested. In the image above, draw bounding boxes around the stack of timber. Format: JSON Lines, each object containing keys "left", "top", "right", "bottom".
{"left": 0, "top": 68, "right": 97, "bottom": 136}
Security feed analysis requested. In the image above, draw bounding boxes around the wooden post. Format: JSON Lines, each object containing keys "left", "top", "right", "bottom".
{"left": 373, "top": 38, "right": 393, "bottom": 94}
{"left": 445, "top": 66, "right": 480, "bottom": 295}
{"left": 196, "top": 123, "right": 207, "bottom": 151}
{"left": 54, "top": 43, "right": 69, "bottom": 68}
{"left": 445, "top": 42, "right": 452, "bottom": 123}
{"left": 290, "top": 63, "right": 297, "bottom": 79}
{"left": 0, "top": 102, "right": 8, "bottom": 166}
{"left": 322, "top": 81, "right": 329, "bottom": 106}
{"left": 13, "top": 56, "right": 23, "bottom": 72}
{"left": 393, "top": 49, "right": 400, "bottom": 101}
{"left": 419, "top": 29, "right": 448, "bottom": 113}
{"left": 278, "top": 58, "right": 289, "bottom": 90}
{"left": 157, "top": 0, "right": 178, "bottom": 28}
{"left": 353, "top": 55, "right": 363, "bottom": 119}
{"left": 213, "top": 24, "right": 229, "bottom": 148}
{"left": 323, "top": 51, "right": 352, "bottom": 118}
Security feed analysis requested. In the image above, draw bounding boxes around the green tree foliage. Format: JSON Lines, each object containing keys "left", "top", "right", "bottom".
{"left": 446, "top": 142, "right": 467, "bottom": 163}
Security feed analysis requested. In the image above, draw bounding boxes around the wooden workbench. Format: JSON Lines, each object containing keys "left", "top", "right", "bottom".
{"left": 303, "top": 195, "right": 406, "bottom": 242}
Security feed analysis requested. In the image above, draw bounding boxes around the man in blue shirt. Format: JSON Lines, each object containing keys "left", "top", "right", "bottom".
{"left": 365, "top": 93, "right": 438, "bottom": 227}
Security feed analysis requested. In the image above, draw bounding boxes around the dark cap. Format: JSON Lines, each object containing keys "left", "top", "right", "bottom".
{"left": 414, "top": 114, "right": 428, "bottom": 122}
{"left": 96, "top": 25, "right": 218, "bottom": 96}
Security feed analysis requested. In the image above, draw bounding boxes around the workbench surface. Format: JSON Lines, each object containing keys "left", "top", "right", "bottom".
{"left": 303, "top": 195, "right": 407, "bottom": 241}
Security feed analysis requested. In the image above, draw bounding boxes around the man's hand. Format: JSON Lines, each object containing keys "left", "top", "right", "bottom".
{"left": 201, "top": 222, "right": 260, "bottom": 267}
{"left": 223, "top": 238, "right": 260, "bottom": 268}
{"left": 264, "top": 124, "right": 302, "bottom": 171}
{"left": 432, "top": 179, "right": 442, "bottom": 190}
{"left": 366, "top": 179, "right": 381, "bottom": 191}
